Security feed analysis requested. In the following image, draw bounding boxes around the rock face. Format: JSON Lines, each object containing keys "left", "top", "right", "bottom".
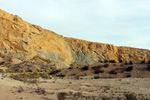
{"left": 0, "top": 9, "right": 150, "bottom": 66}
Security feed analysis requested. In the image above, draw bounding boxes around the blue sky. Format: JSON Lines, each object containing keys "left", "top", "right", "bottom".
{"left": 0, "top": 0, "right": 150, "bottom": 49}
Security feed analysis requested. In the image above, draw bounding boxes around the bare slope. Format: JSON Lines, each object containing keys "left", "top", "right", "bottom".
{"left": 0, "top": 9, "right": 150, "bottom": 66}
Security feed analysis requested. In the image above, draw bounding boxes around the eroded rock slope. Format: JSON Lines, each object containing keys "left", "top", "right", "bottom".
{"left": 0, "top": 9, "right": 150, "bottom": 66}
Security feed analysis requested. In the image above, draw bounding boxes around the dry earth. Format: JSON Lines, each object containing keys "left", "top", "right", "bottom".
{"left": 0, "top": 74, "right": 150, "bottom": 100}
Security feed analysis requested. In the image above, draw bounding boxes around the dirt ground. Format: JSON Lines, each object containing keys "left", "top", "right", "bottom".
{"left": 0, "top": 74, "right": 150, "bottom": 100}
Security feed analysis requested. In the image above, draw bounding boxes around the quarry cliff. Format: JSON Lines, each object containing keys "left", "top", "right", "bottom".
{"left": 0, "top": 9, "right": 150, "bottom": 67}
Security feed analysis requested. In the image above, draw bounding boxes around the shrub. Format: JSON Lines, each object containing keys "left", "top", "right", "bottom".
{"left": 57, "top": 92, "right": 67, "bottom": 100}
{"left": 18, "top": 87, "right": 24, "bottom": 93}
{"left": 35, "top": 87, "right": 46, "bottom": 95}
{"left": 0, "top": 61, "right": 5, "bottom": 65}
{"left": 94, "top": 69, "right": 104, "bottom": 74}
{"left": 92, "top": 65, "right": 102, "bottom": 70}
{"left": 41, "top": 72, "right": 49, "bottom": 78}
{"left": 126, "top": 74, "right": 132, "bottom": 78}
{"left": 68, "top": 67, "right": 73, "bottom": 69}
{"left": 125, "top": 62, "right": 128, "bottom": 65}
{"left": 148, "top": 60, "right": 150, "bottom": 64}
{"left": 94, "top": 76, "right": 100, "bottom": 79}
{"left": 104, "top": 60, "right": 109, "bottom": 63}
{"left": 126, "top": 66, "right": 133, "bottom": 71}
{"left": 32, "top": 70, "right": 39, "bottom": 78}
{"left": 57, "top": 74, "right": 65, "bottom": 78}
{"left": 141, "top": 60, "right": 145, "bottom": 64}
{"left": 109, "top": 70, "right": 117, "bottom": 75}
{"left": 103, "top": 64, "right": 109, "bottom": 68}
{"left": 49, "top": 70, "right": 61, "bottom": 75}
{"left": 147, "top": 64, "right": 150, "bottom": 71}
{"left": 109, "top": 60, "right": 116, "bottom": 63}
{"left": 125, "top": 93, "right": 138, "bottom": 100}
{"left": 129, "top": 61, "right": 133, "bottom": 65}
{"left": 81, "top": 66, "right": 89, "bottom": 70}
{"left": 119, "top": 60, "right": 123, "bottom": 63}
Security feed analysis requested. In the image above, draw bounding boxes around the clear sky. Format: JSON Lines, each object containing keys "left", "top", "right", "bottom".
{"left": 0, "top": 0, "right": 150, "bottom": 49}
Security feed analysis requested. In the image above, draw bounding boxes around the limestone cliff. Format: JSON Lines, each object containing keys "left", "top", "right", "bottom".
{"left": 0, "top": 9, "right": 150, "bottom": 66}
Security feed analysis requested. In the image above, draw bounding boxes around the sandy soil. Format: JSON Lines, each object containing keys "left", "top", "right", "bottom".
{"left": 0, "top": 74, "right": 150, "bottom": 100}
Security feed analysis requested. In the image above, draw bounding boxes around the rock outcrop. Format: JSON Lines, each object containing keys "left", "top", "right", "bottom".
{"left": 0, "top": 9, "right": 150, "bottom": 66}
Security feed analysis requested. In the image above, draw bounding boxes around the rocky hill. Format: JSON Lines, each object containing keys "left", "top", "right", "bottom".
{"left": 0, "top": 9, "right": 150, "bottom": 67}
